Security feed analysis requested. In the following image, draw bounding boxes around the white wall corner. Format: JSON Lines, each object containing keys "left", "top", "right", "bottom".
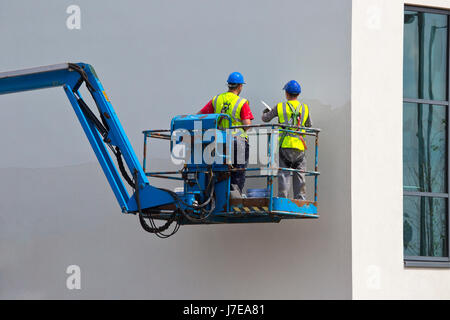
{"left": 351, "top": 0, "right": 450, "bottom": 299}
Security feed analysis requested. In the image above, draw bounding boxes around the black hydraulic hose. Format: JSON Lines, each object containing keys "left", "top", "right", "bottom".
{"left": 162, "top": 180, "right": 216, "bottom": 222}
{"left": 69, "top": 63, "right": 110, "bottom": 136}
{"left": 76, "top": 97, "right": 109, "bottom": 139}
{"left": 115, "top": 147, "right": 135, "bottom": 189}
{"left": 68, "top": 63, "right": 95, "bottom": 92}
{"left": 134, "top": 171, "right": 179, "bottom": 238}
{"left": 175, "top": 170, "right": 215, "bottom": 210}
{"left": 134, "top": 167, "right": 217, "bottom": 236}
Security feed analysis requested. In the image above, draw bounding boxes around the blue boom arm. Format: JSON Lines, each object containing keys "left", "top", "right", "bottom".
{"left": 0, "top": 62, "right": 174, "bottom": 213}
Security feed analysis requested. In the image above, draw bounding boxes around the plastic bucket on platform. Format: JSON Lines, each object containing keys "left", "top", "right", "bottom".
{"left": 247, "top": 188, "right": 270, "bottom": 198}
{"left": 173, "top": 187, "right": 184, "bottom": 196}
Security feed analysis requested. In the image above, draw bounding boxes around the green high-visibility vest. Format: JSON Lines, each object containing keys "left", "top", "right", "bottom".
{"left": 277, "top": 100, "right": 309, "bottom": 151}
{"left": 212, "top": 92, "right": 248, "bottom": 138}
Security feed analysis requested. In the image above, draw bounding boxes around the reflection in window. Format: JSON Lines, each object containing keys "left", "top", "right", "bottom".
{"left": 404, "top": 196, "right": 448, "bottom": 257}
{"left": 403, "top": 8, "right": 449, "bottom": 261}
{"left": 403, "top": 103, "right": 447, "bottom": 193}
{"left": 404, "top": 11, "right": 448, "bottom": 101}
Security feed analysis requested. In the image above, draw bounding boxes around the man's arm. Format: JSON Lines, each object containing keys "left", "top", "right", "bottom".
{"left": 242, "top": 119, "right": 251, "bottom": 126}
{"left": 240, "top": 102, "right": 254, "bottom": 131}
{"left": 261, "top": 106, "right": 278, "bottom": 123}
{"left": 198, "top": 100, "right": 214, "bottom": 114}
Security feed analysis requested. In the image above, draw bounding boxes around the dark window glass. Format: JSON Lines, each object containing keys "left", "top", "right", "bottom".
{"left": 403, "top": 8, "right": 449, "bottom": 263}
{"left": 404, "top": 196, "right": 448, "bottom": 257}
{"left": 404, "top": 11, "right": 448, "bottom": 101}
{"left": 403, "top": 103, "right": 447, "bottom": 193}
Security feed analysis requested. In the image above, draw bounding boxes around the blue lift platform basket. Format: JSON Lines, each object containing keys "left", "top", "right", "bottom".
{"left": 142, "top": 114, "right": 321, "bottom": 225}
{"left": 0, "top": 62, "right": 321, "bottom": 237}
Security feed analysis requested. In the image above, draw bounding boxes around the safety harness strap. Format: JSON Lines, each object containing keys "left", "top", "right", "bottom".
{"left": 279, "top": 102, "right": 307, "bottom": 149}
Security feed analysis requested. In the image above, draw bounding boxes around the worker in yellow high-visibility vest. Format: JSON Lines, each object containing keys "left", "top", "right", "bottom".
{"left": 262, "top": 80, "right": 312, "bottom": 200}
{"left": 198, "top": 72, "right": 254, "bottom": 195}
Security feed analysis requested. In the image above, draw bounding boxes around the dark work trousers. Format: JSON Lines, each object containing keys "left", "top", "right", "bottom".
{"left": 231, "top": 136, "right": 249, "bottom": 193}
{"left": 278, "top": 148, "right": 306, "bottom": 200}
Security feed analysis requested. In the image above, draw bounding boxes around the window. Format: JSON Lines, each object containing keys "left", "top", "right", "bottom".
{"left": 403, "top": 6, "right": 450, "bottom": 267}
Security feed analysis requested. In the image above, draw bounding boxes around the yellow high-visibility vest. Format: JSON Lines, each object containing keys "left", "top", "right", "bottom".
{"left": 277, "top": 100, "right": 309, "bottom": 151}
{"left": 212, "top": 92, "right": 248, "bottom": 138}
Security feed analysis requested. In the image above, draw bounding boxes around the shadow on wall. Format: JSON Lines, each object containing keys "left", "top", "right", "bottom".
{"left": 0, "top": 100, "right": 351, "bottom": 299}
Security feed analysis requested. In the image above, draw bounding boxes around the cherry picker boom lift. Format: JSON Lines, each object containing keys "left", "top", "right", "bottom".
{"left": 0, "top": 63, "right": 321, "bottom": 238}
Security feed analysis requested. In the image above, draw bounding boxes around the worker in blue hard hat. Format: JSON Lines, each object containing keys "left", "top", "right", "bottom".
{"left": 261, "top": 80, "right": 312, "bottom": 200}
{"left": 198, "top": 72, "right": 254, "bottom": 196}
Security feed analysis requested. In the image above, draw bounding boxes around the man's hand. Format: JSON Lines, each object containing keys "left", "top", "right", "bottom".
{"left": 242, "top": 119, "right": 251, "bottom": 131}
{"left": 261, "top": 105, "right": 277, "bottom": 123}
{"left": 261, "top": 100, "right": 272, "bottom": 112}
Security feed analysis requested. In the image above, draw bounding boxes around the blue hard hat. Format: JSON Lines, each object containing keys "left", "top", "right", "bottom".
{"left": 227, "top": 72, "right": 245, "bottom": 84}
{"left": 283, "top": 80, "right": 301, "bottom": 95}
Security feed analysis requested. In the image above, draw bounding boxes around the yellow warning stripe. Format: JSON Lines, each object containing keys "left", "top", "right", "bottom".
{"left": 102, "top": 90, "right": 110, "bottom": 102}
{"left": 232, "top": 206, "right": 269, "bottom": 213}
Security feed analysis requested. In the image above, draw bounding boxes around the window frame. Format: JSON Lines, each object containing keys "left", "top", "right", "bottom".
{"left": 404, "top": 5, "right": 450, "bottom": 268}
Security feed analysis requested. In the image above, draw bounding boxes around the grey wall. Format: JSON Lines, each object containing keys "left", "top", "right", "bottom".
{"left": 0, "top": 0, "right": 352, "bottom": 299}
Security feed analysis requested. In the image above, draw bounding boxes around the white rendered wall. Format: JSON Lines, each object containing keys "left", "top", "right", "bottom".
{"left": 351, "top": 0, "right": 450, "bottom": 299}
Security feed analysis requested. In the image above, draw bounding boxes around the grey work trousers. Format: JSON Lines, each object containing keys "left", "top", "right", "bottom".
{"left": 278, "top": 148, "right": 306, "bottom": 200}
